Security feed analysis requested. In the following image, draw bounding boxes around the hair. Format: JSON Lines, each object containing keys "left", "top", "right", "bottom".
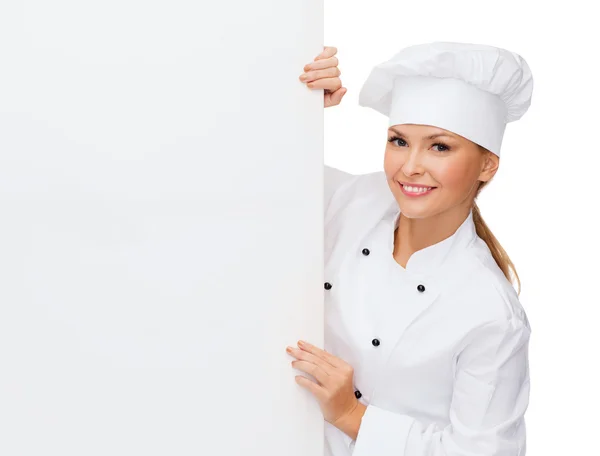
{"left": 473, "top": 145, "right": 521, "bottom": 296}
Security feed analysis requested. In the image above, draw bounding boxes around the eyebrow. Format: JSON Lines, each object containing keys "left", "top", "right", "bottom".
{"left": 388, "top": 127, "right": 457, "bottom": 141}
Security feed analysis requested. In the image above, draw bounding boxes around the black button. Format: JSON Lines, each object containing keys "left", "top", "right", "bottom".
{"left": 362, "top": 248, "right": 370, "bottom": 256}
{"left": 324, "top": 282, "right": 332, "bottom": 290}
{"left": 417, "top": 284, "right": 425, "bottom": 292}
{"left": 354, "top": 390, "right": 362, "bottom": 399}
{"left": 372, "top": 338, "right": 380, "bottom": 347}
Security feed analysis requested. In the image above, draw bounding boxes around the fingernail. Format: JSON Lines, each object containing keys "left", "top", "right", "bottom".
{"left": 300, "top": 74, "right": 307, "bottom": 80}
{"left": 298, "top": 340, "right": 305, "bottom": 347}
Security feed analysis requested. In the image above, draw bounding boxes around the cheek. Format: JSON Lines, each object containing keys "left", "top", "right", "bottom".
{"left": 432, "top": 158, "right": 478, "bottom": 190}
{"left": 383, "top": 149, "right": 401, "bottom": 176}
{"left": 383, "top": 149, "right": 479, "bottom": 193}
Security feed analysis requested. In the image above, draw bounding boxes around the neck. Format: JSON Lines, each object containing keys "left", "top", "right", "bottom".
{"left": 393, "top": 204, "right": 472, "bottom": 267}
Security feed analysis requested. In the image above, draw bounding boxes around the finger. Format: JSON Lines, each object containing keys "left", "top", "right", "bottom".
{"left": 298, "top": 341, "right": 344, "bottom": 368}
{"left": 301, "top": 67, "right": 341, "bottom": 83}
{"left": 315, "top": 46, "right": 337, "bottom": 61}
{"left": 292, "top": 360, "right": 332, "bottom": 387}
{"left": 289, "top": 347, "right": 335, "bottom": 374}
{"left": 306, "top": 77, "right": 342, "bottom": 92}
{"left": 295, "top": 375, "right": 327, "bottom": 402}
{"left": 305, "top": 56, "right": 339, "bottom": 71}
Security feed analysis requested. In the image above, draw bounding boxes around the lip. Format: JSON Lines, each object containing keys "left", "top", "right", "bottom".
{"left": 398, "top": 181, "right": 437, "bottom": 197}
{"left": 398, "top": 181, "right": 436, "bottom": 188}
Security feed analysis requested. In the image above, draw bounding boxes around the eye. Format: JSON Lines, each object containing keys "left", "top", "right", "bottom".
{"left": 432, "top": 142, "right": 451, "bottom": 152}
{"left": 387, "top": 136, "right": 452, "bottom": 152}
{"left": 387, "top": 135, "right": 406, "bottom": 147}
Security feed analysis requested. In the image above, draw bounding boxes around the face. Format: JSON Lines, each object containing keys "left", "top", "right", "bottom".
{"left": 384, "top": 124, "right": 499, "bottom": 219}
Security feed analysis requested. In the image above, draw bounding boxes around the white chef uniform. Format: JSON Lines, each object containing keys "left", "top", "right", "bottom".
{"left": 322, "top": 42, "right": 534, "bottom": 456}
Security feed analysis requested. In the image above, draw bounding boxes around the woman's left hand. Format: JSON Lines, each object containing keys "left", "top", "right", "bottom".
{"left": 286, "top": 340, "right": 359, "bottom": 426}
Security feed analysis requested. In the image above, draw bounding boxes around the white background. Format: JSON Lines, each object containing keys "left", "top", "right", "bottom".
{"left": 323, "top": 1, "right": 600, "bottom": 454}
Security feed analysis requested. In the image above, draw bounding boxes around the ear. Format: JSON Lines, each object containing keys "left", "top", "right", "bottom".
{"left": 478, "top": 150, "right": 499, "bottom": 183}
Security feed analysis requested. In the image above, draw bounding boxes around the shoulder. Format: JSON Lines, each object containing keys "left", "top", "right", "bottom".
{"left": 330, "top": 168, "right": 388, "bottom": 199}
{"left": 447, "top": 237, "right": 530, "bottom": 330}
{"left": 324, "top": 170, "right": 397, "bottom": 270}
{"left": 326, "top": 170, "right": 393, "bottom": 221}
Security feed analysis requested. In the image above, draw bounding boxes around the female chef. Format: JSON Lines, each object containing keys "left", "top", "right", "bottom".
{"left": 286, "top": 42, "right": 533, "bottom": 456}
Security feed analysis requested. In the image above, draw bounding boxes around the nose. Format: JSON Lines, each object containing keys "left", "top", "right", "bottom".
{"left": 401, "top": 148, "right": 425, "bottom": 176}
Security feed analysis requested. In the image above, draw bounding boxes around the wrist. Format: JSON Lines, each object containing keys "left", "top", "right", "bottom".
{"left": 333, "top": 400, "right": 367, "bottom": 441}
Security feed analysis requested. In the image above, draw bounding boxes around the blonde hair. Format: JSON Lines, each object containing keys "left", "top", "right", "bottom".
{"left": 473, "top": 146, "right": 521, "bottom": 296}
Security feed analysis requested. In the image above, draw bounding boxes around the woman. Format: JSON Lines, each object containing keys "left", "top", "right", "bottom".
{"left": 286, "top": 42, "right": 533, "bottom": 456}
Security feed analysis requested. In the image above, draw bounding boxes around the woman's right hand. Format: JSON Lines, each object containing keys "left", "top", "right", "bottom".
{"left": 299, "top": 46, "right": 347, "bottom": 108}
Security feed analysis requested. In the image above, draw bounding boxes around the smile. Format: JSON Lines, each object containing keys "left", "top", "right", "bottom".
{"left": 398, "top": 182, "right": 436, "bottom": 197}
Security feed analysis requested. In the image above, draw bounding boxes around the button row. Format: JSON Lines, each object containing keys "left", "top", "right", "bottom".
{"left": 323, "top": 246, "right": 426, "bottom": 353}
{"left": 324, "top": 247, "right": 426, "bottom": 292}
{"left": 325, "top": 281, "right": 425, "bottom": 292}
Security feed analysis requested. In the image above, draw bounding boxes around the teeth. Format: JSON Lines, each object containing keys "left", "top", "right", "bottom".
{"left": 403, "top": 184, "right": 432, "bottom": 193}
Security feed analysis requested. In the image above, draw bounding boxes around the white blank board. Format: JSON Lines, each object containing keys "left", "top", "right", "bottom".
{"left": 0, "top": 2, "right": 325, "bottom": 454}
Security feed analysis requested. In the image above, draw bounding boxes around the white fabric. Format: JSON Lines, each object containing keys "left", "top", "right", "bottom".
{"left": 323, "top": 166, "right": 531, "bottom": 456}
{"left": 358, "top": 41, "right": 534, "bottom": 156}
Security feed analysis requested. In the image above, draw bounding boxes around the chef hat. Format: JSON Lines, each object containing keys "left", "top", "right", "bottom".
{"left": 358, "top": 41, "right": 534, "bottom": 156}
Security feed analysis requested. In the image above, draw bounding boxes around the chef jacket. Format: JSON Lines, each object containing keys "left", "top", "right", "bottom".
{"left": 323, "top": 166, "right": 532, "bottom": 456}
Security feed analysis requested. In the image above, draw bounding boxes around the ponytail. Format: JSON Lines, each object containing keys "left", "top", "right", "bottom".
{"left": 473, "top": 147, "right": 522, "bottom": 296}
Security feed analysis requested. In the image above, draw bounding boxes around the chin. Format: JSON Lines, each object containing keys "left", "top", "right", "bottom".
{"left": 398, "top": 209, "right": 431, "bottom": 219}
{"left": 395, "top": 202, "right": 434, "bottom": 219}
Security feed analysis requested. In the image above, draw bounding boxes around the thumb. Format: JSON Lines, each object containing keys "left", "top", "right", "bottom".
{"left": 329, "top": 87, "right": 347, "bottom": 106}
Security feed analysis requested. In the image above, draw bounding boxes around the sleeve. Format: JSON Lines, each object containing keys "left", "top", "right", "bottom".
{"left": 324, "top": 164, "right": 354, "bottom": 217}
{"left": 351, "top": 316, "right": 531, "bottom": 456}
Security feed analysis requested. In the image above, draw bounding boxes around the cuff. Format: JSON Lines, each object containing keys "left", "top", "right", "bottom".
{"left": 340, "top": 429, "right": 354, "bottom": 450}
{"left": 352, "top": 404, "right": 416, "bottom": 456}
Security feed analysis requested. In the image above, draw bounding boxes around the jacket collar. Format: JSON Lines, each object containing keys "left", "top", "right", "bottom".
{"left": 381, "top": 202, "right": 477, "bottom": 278}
